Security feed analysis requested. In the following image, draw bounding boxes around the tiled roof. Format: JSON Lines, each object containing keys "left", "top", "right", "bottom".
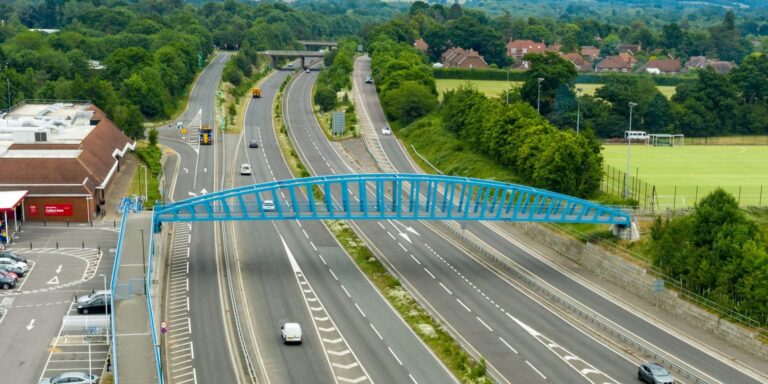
{"left": 506, "top": 39, "right": 546, "bottom": 50}
{"left": 414, "top": 38, "right": 429, "bottom": 51}
{"left": 645, "top": 59, "right": 681, "bottom": 73}
{"left": 596, "top": 56, "right": 632, "bottom": 70}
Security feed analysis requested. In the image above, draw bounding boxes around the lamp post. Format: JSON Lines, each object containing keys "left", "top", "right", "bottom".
{"left": 576, "top": 87, "right": 583, "bottom": 134}
{"left": 139, "top": 228, "right": 146, "bottom": 292}
{"left": 625, "top": 101, "right": 638, "bottom": 199}
{"left": 142, "top": 165, "right": 148, "bottom": 201}
{"left": 536, "top": 77, "right": 544, "bottom": 114}
{"left": 506, "top": 68, "right": 510, "bottom": 105}
{"left": 99, "top": 273, "right": 109, "bottom": 342}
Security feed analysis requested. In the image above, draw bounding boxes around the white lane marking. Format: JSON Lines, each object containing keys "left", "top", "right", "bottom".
{"left": 526, "top": 360, "right": 547, "bottom": 380}
{"left": 354, "top": 303, "right": 366, "bottom": 318}
{"left": 456, "top": 298, "right": 471, "bottom": 312}
{"left": 398, "top": 242, "right": 407, "bottom": 252}
{"left": 369, "top": 324, "right": 383, "bottom": 340}
{"left": 311, "top": 242, "right": 318, "bottom": 252}
{"left": 329, "top": 269, "right": 338, "bottom": 281}
{"left": 388, "top": 347, "right": 403, "bottom": 366}
{"left": 439, "top": 282, "right": 452, "bottom": 295}
{"left": 423, "top": 268, "right": 435, "bottom": 279}
{"left": 341, "top": 285, "right": 352, "bottom": 298}
{"left": 499, "top": 337, "right": 518, "bottom": 354}
{"left": 476, "top": 316, "right": 493, "bottom": 332}
{"left": 318, "top": 254, "right": 327, "bottom": 265}
{"left": 387, "top": 232, "right": 396, "bottom": 240}
{"left": 410, "top": 254, "right": 421, "bottom": 265}
{"left": 409, "top": 373, "right": 418, "bottom": 384}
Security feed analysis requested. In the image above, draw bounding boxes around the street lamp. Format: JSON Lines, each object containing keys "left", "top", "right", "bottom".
{"left": 536, "top": 77, "right": 544, "bottom": 114}
{"left": 99, "top": 273, "right": 109, "bottom": 342}
{"left": 506, "top": 67, "right": 510, "bottom": 105}
{"left": 142, "top": 165, "right": 148, "bottom": 201}
{"left": 139, "top": 228, "right": 146, "bottom": 292}
{"left": 576, "top": 87, "right": 583, "bottom": 134}
{"left": 625, "top": 101, "right": 638, "bottom": 199}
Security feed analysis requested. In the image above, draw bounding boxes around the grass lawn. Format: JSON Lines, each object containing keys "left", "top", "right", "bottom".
{"left": 601, "top": 144, "right": 768, "bottom": 207}
{"left": 435, "top": 79, "right": 676, "bottom": 99}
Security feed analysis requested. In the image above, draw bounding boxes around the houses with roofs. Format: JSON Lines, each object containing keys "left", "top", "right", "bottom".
{"left": 561, "top": 52, "right": 592, "bottom": 72}
{"left": 440, "top": 47, "right": 488, "bottom": 69}
{"left": 414, "top": 38, "right": 429, "bottom": 54}
{"left": 596, "top": 55, "right": 633, "bottom": 72}
{"left": 643, "top": 59, "right": 682, "bottom": 75}
{"left": 505, "top": 39, "right": 547, "bottom": 61}
{"left": 684, "top": 56, "right": 736, "bottom": 74}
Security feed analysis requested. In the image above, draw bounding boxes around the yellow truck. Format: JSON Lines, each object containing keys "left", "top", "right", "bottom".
{"left": 252, "top": 87, "right": 261, "bottom": 98}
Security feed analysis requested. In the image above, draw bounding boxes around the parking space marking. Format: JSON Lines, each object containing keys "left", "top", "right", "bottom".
{"left": 0, "top": 248, "right": 103, "bottom": 297}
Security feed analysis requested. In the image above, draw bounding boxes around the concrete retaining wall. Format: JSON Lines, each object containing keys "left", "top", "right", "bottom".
{"left": 511, "top": 222, "right": 768, "bottom": 360}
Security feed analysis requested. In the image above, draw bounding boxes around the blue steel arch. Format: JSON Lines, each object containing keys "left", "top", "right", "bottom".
{"left": 154, "top": 174, "right": 631, "bottom": 226}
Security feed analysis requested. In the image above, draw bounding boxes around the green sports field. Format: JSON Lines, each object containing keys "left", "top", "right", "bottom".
{"left": 601, "top": 145, "right": 768, "bottom": 208}
{"left": 435, "top": 79, "right": 677, "bottom": 99}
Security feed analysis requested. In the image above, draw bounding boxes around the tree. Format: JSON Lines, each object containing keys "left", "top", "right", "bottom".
{"left": 520, "top": 52, "right": 577, "bottom": 115}
{"left": 380, "top": 81, "right": 437, "bottom": 124}
{"left": 314, "top": 86, "right": 337, "bottom": 112}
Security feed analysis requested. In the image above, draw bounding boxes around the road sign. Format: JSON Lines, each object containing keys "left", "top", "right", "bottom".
{"left": 332, "top": 112, "right": 345, "bottom": 136}
{"left": 652, "top": 279, "right": 664, "bottom": 293}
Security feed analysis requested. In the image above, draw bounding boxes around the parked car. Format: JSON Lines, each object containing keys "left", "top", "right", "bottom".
{"left": 281, "top": 322, "right": 302, "bottom": 344}
{"left": 249, "top": 140, "right": 260, "bottom": 148}
{"left": 38, "top": 371, "right": 99, "bottom": 384}
{"left": 638, "top": 362, "right": 675, "bottom": 384}
{"left": 0, "top": 257, "right": 28, "bottom": 277}
{"left": 262, "top": 200, "right": 276, "bottom": 212}
{"left": 365, "top": 76, "right": 373, "bottom": 84}
{"left": 0, "top": 270, "right": 17, "bottom": 289}
{"left": 77, "top": 290, "right": 111, "bottom": 305}
{"left": 240, "top": 163, "right": 252, "bottom": 176}
{"left": 0, "top": 268, "right": 18, "bottom": 280}
{"left": 381, "top": 126, "right": 392, "bottom": 135}
{"left": 77, "top": 294, "right": 111, "bottom": 315}
{"left": 0, "top": 251, "right": 27, "bottom": 263}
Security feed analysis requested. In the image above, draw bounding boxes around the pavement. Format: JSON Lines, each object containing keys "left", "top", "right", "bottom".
{"left": 114, "top": 211, "right": 158, "bottom": 384}
{"left": 100, "top": 152, "right": 140, "bottom": 223}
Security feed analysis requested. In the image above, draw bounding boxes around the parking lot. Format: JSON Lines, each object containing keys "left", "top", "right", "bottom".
{"left": 0, "top": 224, "right": 117, "bottom": 384}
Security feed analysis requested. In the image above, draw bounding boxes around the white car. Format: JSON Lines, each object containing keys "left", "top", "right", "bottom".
{"left": 77, "top": 289, "right": 111, "bottom": 304}
{"left": 240, "top": 163, "right": 252, "bottom": 175}
{"left": 0, "top": 258, "right": 28, "bottom": 276}
{"left": 381, "top": 126, "right": 391, "bottom": 135}
{"left": 39, "top": 371, "right": 99, "bottom": 384}
{"left": 281, "top": 322, "right": 302, "bottom": 344}
{"left": 262, "top": 199, "right": 276, "bottom": 212}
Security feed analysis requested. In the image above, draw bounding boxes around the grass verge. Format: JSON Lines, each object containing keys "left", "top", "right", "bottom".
{"left": 275, "top": 74, "right": 491, "bottom": 383}
{"left": 129, "top": 142, "right": 163, "bottom": 208}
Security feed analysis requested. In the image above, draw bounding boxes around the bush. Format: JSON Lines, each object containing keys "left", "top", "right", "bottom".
{"left": 315, "top": 86, "right": 337, "bottom": 112}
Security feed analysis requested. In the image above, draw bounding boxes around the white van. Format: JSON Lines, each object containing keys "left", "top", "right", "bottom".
{"left": 624, "top": 131, "right": 649, "bottom": 141}
{"left": 281, "top": 322, "right": 302, "bottom": 344}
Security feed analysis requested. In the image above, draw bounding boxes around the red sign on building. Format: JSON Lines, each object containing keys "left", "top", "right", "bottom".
{"left": 29, "top": 205, "right": 38, "bottom": 216}
{"left": 44, "top": 204, "right": 73, "bottom": 216}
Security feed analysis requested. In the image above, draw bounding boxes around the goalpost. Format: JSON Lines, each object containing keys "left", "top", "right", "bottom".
{"left": 649, "top": 133, "right": 685, "bottom": 147}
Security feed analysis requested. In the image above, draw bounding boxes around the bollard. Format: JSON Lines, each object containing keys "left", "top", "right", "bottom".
{"left": 29, "top": 242, "right": 32, "bottom": 250}
{"left": 98, "top": 245, "right": 101, "bottom": 253}
{"left": 82, "top": 241, "right": 85, "bottom": 249}
{"left": 90, "top": 220, "right": 93, "bottom": 227}
{"left": 56, "top": 242, "right": 59, "bottom": 250}
{"left": 113, "top": 220, "right": 116, "bottom": 228}
{"left": 44, "top": 218, "right": 47, "bottom": 227}
{"left": 66, "top": 219, "right": 69, "bottom": 227}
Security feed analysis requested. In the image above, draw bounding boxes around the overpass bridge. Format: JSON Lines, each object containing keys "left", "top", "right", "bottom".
{"left": 298, "top": 40, "right": 338, "bottom": 50}
{"left": 260, "top": 50, "right": 325, "bottom": 69}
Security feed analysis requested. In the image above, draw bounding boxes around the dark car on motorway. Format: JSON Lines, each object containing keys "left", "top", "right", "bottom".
{"left": 638, "top": 362, "right": 675, "bottom": 384}
{"left": 0, "top": 270, "right": 17, "bottom": 289}
{"left": 0, "top": 251, "right": 27, "bottom": 263}
{"left": 249, "top": 140, "right": 259, "bottom": 148}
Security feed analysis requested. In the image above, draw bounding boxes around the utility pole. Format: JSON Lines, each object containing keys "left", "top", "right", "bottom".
{"left": 536, "top": 77, "right": 544, "bottom": 114}
{"left": 625, "top": 102, "right": 638, "bottom": 199}
{"left": 576, "top": 87, "right": 583, "bottom": 134}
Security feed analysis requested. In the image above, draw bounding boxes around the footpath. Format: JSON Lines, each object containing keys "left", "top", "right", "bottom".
{"left": 115, "top": 211, "right": 158, "bottom": 383}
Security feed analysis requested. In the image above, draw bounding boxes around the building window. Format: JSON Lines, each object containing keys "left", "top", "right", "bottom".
{"left": 34, "top": 132, "right": 47, "bottom": 142}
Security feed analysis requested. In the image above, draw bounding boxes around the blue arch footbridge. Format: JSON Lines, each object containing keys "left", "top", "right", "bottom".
{"left": 153, "top": 173, "right": 632, "bottom": 227}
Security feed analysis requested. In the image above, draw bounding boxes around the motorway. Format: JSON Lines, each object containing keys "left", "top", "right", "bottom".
{"left": 159, "top": 52, "right": 239, "bottom": 384}
{"left": 282, "top": 66, "right": 635, "bottom": 383}
{"left": 230, "top": 65, "right": 455, "bottom": 383}
{"left": 350, "top": 55, "right": 765, "bottom": 384}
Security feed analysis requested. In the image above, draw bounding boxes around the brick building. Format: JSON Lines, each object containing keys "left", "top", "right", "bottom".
{"left": 440, "top": 47, "right": 488, "bottom": 69}
{"left": 0, "top": 102, "right": 135, "bottom": 222}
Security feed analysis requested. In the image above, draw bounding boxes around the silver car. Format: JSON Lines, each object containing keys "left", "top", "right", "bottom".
{"left": 39, "top": 371, "right": 99, "bottom": 384}
{"left": 0, "top": 257, "right": 28, "bottom": 276}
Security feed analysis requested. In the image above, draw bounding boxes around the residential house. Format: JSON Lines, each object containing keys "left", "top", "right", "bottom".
{"left": 684, "top": 56, "right": 736, "bottom": 74}
{"left": 616, "top": 43, "right": 642, "bottom": 54}
{"left": 643, "top": 59, "right": 681, "bottom": 75}
{"left": 580, "top": 46, "right": 601, "bottom": 61}
{"left": 414, "top": 38, "right": 429, "bottom": 54}
{"left": 618, "top": 52, "right": 637, "bottom": 65}
{"left": 506, "top": 39, "right": 547, "bottom": 60}
{"left": 440, "top": 47, "right": 488, "bottom": 69}
{"left": 561, "top": 53, "right": 592, "bottom": 72}
{"left": 596, "top": 55, "right": 633, "bottom": 72}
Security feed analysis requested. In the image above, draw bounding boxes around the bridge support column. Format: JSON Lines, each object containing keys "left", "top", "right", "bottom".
{"left": 301, "top": 56, "right": 306, "bottom": 69}
{"left": 613, "top": 220, "right": 640, "bottom": 241}
{"left": 271, "top": 56, "right": 277, "bottom": 69}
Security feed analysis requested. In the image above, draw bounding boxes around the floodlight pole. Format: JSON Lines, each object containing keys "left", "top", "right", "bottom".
{"left": 536, "top": 77, "right": 544, "bottom": 114}
{"left": 625, "top": 102, "right": 638, "bottom": 199}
